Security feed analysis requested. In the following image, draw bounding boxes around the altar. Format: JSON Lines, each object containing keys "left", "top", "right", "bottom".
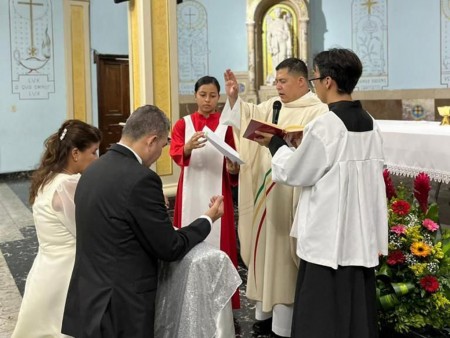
{"left": 377, "top": 120, "right": 450, "bottom": 184}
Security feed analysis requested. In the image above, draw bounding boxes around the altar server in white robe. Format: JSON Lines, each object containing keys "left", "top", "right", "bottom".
{"left": 222, "top": 58, "right": 327, "bottom": 337}
{"left": 253, "top": 48, "right": 388, "bottom": 338}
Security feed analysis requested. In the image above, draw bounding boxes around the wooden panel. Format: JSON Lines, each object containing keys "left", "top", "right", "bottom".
{"left": 97, "top": 56, "right": 130, "bottom": 154}
{"left": 360, "top": 100, "right": 403, "bottom": 120}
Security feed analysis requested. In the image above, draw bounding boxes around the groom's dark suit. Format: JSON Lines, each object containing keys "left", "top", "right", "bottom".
{"left": 62, "top": 144, "right": 211, "bottom": 338}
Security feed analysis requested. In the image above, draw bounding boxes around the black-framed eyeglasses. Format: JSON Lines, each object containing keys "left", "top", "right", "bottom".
{"left": 308, "top": 76, "right": 326, "bottom": 85}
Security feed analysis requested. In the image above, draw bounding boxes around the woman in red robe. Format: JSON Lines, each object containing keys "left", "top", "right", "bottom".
{"left": 170, "top": 76, "right": 240, "bottom": 309}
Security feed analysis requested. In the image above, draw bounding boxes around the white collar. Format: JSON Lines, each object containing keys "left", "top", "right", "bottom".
{"left": 117, "top": 143, "right": 142, "bottom": 164}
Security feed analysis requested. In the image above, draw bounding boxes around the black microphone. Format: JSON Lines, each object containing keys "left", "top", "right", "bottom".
{"left": 272, "top": 101, "right": 282, "bottom": 124}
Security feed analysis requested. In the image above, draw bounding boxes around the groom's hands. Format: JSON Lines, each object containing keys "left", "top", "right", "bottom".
{"left": 204, "top": 195, "right": 224, "bottom": 223}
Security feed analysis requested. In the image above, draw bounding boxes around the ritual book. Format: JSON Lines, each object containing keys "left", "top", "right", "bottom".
{"left": 202, "top": 126, "right": 244, "bottom": 165}
{"left": 243, "top": 118, "right": 304, "bottom": 142}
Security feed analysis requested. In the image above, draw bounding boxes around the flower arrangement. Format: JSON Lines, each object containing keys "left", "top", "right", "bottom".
{"left": 377, "top": 170, "right": 450, "bottom": 334}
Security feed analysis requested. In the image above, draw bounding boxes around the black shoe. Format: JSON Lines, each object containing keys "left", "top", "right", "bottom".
{"left": 252, "top": 317, "right": 272, "bottom": 335}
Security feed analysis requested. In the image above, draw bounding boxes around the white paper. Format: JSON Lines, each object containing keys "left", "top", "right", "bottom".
{"left": 202, "top": 126, "right": 244, "bottom": 165}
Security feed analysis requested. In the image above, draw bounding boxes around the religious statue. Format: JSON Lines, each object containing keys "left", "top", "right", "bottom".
{"left": 266, "top": 7, "right": 293, "bottom": 84}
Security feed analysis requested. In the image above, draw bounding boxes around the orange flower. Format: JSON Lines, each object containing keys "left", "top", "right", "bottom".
{"left": 410, "top": 242, "right": 431, "bottom": 257}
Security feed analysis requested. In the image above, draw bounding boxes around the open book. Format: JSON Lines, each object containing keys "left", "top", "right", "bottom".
{"left": 243, "top": 118, "right": 304, "bottom": 142}
{"left": 202, "top": 126, "right": 244, "bottom": 165}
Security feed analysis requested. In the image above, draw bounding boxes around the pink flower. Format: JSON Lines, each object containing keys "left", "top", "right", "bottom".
{"left": 383, "top": 169, "right": 397, "bottom": 201}
{"left": 392, "top": 200, "right": 411, "bottom": 216}
{"left": 422, "top": 219, "right": 439, "bottom": 232}
{"left": 390, "top": 224, "right": 407, "bottom": 235}
{"left": 414, "top": 172, "right": 431, "bottom": 213}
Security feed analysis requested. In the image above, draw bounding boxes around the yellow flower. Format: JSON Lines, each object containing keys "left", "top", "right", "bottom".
{"left": 405, "top": 225, "right": 423, "bottom": 242}
{"left": 432, "top": 242, "right": 444, "bottom": 259}
{"left": 432, "top": 292, "right": 450, "bottom": 309}
{"left": 409, "top": 263, "right": 427, "bottom": 276}
{"left": 410, "top": 242, "right": 431, "bottom": 257}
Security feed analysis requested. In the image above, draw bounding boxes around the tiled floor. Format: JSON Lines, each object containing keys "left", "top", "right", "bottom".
{"left": 0, "top": 173, "right": 449, "bottom": 338}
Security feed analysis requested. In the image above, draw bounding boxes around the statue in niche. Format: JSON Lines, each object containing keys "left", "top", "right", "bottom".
{"left": 266, "top": 7, "right": 293, "bottom": 84}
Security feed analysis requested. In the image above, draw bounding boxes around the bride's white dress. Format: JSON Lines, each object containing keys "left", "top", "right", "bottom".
{"left": 12, "top": 173, "right": 79, "bottom": 338}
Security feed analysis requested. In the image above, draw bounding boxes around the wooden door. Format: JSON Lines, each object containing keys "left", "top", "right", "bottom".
{"left": 96, "top": 54, "right": 130, "bottom": 154}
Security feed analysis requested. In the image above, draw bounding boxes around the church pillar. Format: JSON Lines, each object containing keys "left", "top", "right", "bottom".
{"left": 299, "top": 18, "right": 308, "bottom": 63}
{"left": 63, "top": 0, "right": 92, "bottom": 122}
{"left": 128, "top": 0, "right": 179, "bottom": 182}
{"left": 247, "top": 20, "right": 257, "bottom": 99}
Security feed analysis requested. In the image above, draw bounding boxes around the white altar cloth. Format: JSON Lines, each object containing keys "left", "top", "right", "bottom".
{"left": 377, "top": 120, "right": 450, "bottom": 183}
{"left": 155, "top": 242, "right": 242, "bottom": 338}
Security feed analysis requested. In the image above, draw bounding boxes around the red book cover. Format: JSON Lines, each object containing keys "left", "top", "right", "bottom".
{"left": 243, "top": 119, "right": 303, "bottom": 142}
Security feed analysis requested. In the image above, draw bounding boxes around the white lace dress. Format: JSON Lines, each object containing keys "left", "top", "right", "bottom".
{"left": 12, "top": 173, "right": 79, "bottom": 338}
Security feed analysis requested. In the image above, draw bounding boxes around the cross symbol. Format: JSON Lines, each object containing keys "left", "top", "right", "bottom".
{"left": 412, "top": 105, "right": 424, "bottom": 118}
{"left": 361, "top": 0, "right": 378, "bottom": 15}
{"left": 18, "top": 0, "right": 44, "bottom": 56}
{"left": 184, "top": 7, "right": 197, "bottom": 29}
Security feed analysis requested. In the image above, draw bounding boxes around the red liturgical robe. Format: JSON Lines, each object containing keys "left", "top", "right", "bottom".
{"left": 170, "top": 112, "right": 240, "bottom": 309}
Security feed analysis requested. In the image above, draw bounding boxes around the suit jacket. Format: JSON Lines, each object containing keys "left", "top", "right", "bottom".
{"left": 62, "top": 144, "right": 211, "bottom": 338}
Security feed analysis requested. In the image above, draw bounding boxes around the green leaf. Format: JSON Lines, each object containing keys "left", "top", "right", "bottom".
{"left": 379, "top": 293, "right": 399, "bottom": 310}
{"left": 442, "top": 235, "right": 450, "bottom": 255}
{"left": 425, "top": 203, "right": 439, "bottom": 222}
{"left": 377, "top": 263, "right": 392, "bottom": 279}
{"left": 391, "top": 282, "right": 415, "bottom": 296}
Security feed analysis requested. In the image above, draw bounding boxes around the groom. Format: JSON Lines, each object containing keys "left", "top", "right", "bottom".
{"left": 62, "top": 105, "right": 224, "bottom": 338}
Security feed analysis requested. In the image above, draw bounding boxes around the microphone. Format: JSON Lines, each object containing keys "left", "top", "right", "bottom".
{"left": 272, "top": 101, "right": 282, "bottom": 124}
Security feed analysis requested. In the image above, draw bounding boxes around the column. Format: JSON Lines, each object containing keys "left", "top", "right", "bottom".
{"left": 128, "top": 0, "right": 178, "bottom": 179}
{"left": 299, "top": 19, "right": 308, "bottom": 63}
{"left": 64, "top": 0, "right": 92, "bottom": 122}
{"left": 247, "top": 20, "right": 257, "bottom": 97}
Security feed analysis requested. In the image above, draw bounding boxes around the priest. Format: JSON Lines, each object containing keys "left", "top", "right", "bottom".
{"left": 221, "top": 58, "right": 327, "bottom": 337}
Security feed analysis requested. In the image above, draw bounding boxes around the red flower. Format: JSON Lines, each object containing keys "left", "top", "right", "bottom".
{"left": 386, "top": 250, "right": 405, "bottom": 265}
{"left": 414, "top": 172, "right": 431, "bottom": 213}
{"left": 419, "top": 275, "right": 440, "bottom": 293}
{"left": 391, "top": 200, "right": 411, "bottom": 216}
{"left": 383, "top": 169, "right": 397, "bottom": 201}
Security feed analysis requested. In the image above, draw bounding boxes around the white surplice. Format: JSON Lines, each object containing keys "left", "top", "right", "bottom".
{"left": 271, "top": 111, "right": 389, "bottom": 269}
{"left": 181, "top": 115, "right": 227, "bottom": 248}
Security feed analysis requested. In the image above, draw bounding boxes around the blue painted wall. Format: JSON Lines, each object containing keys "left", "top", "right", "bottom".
{"left": 200, "top": 0, "right": 445, "bottom": 91}
{"left": 0, "top": 0, "right": 446, "bottom": 173}
{"left": 202, "top": 0, "right": 247, "bottom": 91}
{"left": 0, "top": 0, "right": 128, "bottom": 174}
{"left": 309, "top": 0, "right": 444, "bottom": 90}
{"left": 0, "top": 0, "right": 67, "bottom": 173}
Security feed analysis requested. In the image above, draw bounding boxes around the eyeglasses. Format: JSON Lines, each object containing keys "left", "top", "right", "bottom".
{"left": 308, "top": 76, "right": 326, "bottom": 87}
